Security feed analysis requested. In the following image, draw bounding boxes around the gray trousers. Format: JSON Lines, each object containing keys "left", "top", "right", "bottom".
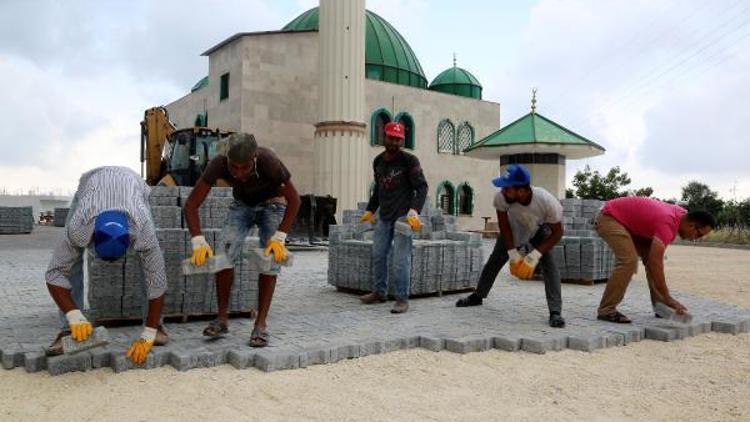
{"left": 474, "top": 227, "right": 562, "bottom": 314}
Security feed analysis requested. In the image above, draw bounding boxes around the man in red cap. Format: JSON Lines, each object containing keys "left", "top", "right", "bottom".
{"left": 359, "top": 121, "right": 428, "bottom": 314}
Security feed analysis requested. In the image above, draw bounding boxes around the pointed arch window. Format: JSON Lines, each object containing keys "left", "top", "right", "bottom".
{"left": 456, "top": 122, "right": 474, "bottom": 154}
{"left": 370, "top": 108, "right": 393, "bottom": 147}
{"left": 436, "top": 181, "right": 456, "bottom": 215}
{"left": 437, "top": 119, "right": 455, "bottom": 154}
{"left": 457, "top": 183, "right": 474, "bottom": 215}
{"left": 395, "top": 112, "right": 415, "bottom": 150}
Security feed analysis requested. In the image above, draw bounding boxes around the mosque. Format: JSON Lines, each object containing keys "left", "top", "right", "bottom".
{"left": 165, "top": 1, "right": 604, "bottom": 229}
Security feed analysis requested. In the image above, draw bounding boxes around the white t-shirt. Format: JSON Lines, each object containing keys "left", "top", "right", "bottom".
{"left": 493, "top": 186, "right": 563, "bottom": 247}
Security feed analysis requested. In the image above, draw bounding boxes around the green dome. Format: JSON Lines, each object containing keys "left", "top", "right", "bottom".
{"left": 429, "top": 66, "right": 482, "bottom": 99}
{"left": 283, "top": 8, "right": 427, "bottom": 89}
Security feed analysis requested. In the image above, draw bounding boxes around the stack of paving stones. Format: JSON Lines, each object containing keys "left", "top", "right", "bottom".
{"left": 53, "top": 207, "right": 69, "bottom": 227}
{"left": 328, "top": 202, "right": 483, "bottom": 296}
{"left": 552, "top": 198, "right": 614, "bottom": 283}
{"left": 87, "top": 186, "right": 258, "bottom": 322}
{"left": 0, "top": 206, "right": 34, "bottom": 234}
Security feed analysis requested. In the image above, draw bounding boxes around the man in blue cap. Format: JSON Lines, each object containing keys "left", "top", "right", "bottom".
{"left": 455, "top": 164, "right": 566, "bottom": 328}
{"left": 45, "top": 166, "right": 169, "bottom": 364}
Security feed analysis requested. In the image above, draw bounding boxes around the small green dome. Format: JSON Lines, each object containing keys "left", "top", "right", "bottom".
{"left": 283, "top": 8, "right": 427, "bottom": 89}
{"left": 429, "top": 66, "right": 482, "bottom": 99}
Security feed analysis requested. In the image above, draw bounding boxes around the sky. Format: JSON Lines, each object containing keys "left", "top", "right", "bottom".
{"left": 0, "top": 0, "right": 748, "bottom": 200}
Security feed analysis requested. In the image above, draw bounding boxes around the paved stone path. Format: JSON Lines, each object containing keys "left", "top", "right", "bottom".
{"left": 2, "top": 227, "right": 749, "bottom": 375}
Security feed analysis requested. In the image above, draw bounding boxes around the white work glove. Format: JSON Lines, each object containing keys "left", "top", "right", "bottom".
{"left": 190, "top": 235, "right": 214, "bottom": 266}
{"left": 507, "top": 248, "right": 522, "bottom": 264}
{"left": 126, "top": 326, "right": 157, "bottom": 365}
{"left": 514, "top": 249, "right": 542, "bottom": 280}
{"left": 264, "top": 231, "right": 289, "bottom": 263}
{"left": 406, "top": 209, "right": 422, "bottom": 232}
{"left": 65, "top": 309, "right": 93, "bottom": 342}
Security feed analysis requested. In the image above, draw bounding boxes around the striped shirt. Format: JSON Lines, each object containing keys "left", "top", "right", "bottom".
{"left": 45, "top": 166, "right": 167, "bottom": 299}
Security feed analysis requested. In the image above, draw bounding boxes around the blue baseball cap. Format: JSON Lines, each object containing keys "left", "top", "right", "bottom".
{"left": 492, "top": 164, "right": 531, "bottom": 188}
{"left": 94, "top": 210, "right": 130, "bottom": 261}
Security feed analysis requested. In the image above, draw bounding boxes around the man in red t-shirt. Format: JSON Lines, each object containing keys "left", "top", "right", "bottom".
{"left": 594, "top": 196, "right": 715, "bottom": 323}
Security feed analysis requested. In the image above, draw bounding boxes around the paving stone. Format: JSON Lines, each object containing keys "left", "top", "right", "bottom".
{"left": 567, "top": 335, "right": 606, "bottom": 352}
{"left": 444, "top": 337, "right": 491, "bottom": 354}
{"left": 254, "top": 350, "right": 301, "bottom": 372}
{"left": 492, "top": 336, "right": 521, "bottom": 352}
{"left": 1, "top": 347, "right": 23, "bottom": 370}
{"left": 644, "top": 326, "right": 678, "bottom": 342}
{"left": 359, "top": 340, "right": 385, "bottom": 357}
{"left": 330, "top": 344, "right": 360, "bottom": 362}
{"left": 227, "top": 349, "right": 256, "bottom": 369}
{"left": 711, "top": 321, "right": 741, "bottom": 335}
{"left": 418, "top": 336, "right": 444, "bottom": 352}
{"left": 23, "top": 351, "right": 47, "bottom": 373}
{"left": 520, "top": 336, "right": 567, "bottom": 354}
{"left": 47, "top": 353, "right": 93, "bottom": 376}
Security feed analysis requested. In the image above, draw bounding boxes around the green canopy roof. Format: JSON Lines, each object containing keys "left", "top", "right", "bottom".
{"left": 429, "top": 66, "right": 482, "bottom": 99}
{"left": 464, "top": 112, "right": 605, "bottom": 160}
{"left": 283, "top": 7, "right": 427, "bottom": 89}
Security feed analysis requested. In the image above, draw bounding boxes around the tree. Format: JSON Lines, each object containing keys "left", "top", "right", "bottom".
{"left": 569, "top": 165, "right": 653, "bottom": 200}
{"left": 680, "top": 181, "right": 724, "bottom": 218}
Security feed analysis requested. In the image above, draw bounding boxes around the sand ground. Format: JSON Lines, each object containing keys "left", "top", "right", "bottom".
{"left": 1, "top": 244, "right": 749, "bottom": 422}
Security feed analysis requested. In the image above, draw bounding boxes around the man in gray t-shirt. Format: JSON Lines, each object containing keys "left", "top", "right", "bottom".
{"left": 456, "top": 164, "right": 566, "bottom": 328}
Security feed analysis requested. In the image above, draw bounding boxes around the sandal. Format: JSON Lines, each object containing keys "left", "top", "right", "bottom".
{"left": 249, "top": 328, "right": 269, "bottom": 348}
{"left": 45, "top": 330, "right": 71, "bottom": 356}
{"left": 202, "top": 319, "right": 228, "bottom": 338}
{"left": 597, "top": 311, "right": 632, "bottom": 324}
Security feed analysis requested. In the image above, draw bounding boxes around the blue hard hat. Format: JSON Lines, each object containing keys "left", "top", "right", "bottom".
{"left": 94, "top": 210, "right": 130, "bottom": 261}
{"left": 492, "top": 164, "right": 531, "bottom": 188}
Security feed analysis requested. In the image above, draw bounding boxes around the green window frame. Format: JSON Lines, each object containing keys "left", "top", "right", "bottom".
{"left": 437, "top": 119, "right": 455, "bottom": 154}
{"left": 370, "top": 108, "right": 393, "bottom": 147}
{"left": 394, "top": 112, "right": 415, "bottom": 150}
{"left": 436, "top": 180, "right": 456, "bottom": 215}
{"left": 456, "top": 122, "right": 474, "bottom": 154}
{"left": 456, "top": 182, "right": 474, "bottom": 215}
{"left": 219, "top": 72, "right": 229, "bottom": 101}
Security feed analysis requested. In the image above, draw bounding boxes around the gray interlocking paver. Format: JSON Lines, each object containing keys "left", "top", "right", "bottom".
{"left": 1, "top": 227, "right": 750, "bottom": 375}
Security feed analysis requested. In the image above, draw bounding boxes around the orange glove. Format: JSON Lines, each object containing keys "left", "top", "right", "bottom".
{"left": 406, "top": 209, "right": 422, "bottom": 232}
{"left": 514, "top": 249, "right": 542, "bottom": 280}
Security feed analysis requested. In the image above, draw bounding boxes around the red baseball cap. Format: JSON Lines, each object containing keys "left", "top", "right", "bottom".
{"left": 384, "top": 121, "right": 405, "bottom": 139}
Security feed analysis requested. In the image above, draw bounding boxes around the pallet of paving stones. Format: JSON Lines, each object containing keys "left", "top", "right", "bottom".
{"left": 329, "top": 203, "right": 483, "bottom": 296}
{"left": 87, "top": 186, "right": 258, "bottom": 324}
{"left": 53, "top": 207, "right": 69, "bottom": 227}
{"left": 0, "top": 206, "right": 34, "bottom": 234}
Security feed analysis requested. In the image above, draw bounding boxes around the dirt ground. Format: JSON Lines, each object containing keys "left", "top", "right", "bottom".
{"left": 1, "top": 244, "right": 749, "bottom": 422}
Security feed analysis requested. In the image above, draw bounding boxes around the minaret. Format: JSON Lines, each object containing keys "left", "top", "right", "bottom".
{"left": 314, "top": 0, "right": 368, "bottom": 218}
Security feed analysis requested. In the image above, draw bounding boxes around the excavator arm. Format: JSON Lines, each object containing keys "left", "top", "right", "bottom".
{"left": 140, "top": 107, "right": 176, "bottom": 185}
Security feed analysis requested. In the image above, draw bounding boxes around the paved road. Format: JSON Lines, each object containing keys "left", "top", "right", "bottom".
{"left": 1, "top": 227, "right": 749, "bottom": 375}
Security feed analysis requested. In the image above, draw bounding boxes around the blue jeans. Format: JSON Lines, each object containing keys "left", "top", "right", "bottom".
{"left": 372, "top": 219, "right": 413, "bottom": 301}
{"left": 219, "top": 200, "right": 286, "bottom": 275}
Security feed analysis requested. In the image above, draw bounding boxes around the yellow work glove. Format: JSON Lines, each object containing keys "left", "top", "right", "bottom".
{"left": 264, "top": 231, "right": 288, "bottom": 264}
{"left": 65, "top": 309, "right": 93, "bottom": 342}
{"left": 406, "top": 209, "right": 422, "bottom": 232}
{"left": 126, "top": 326, "right": 157, "bottom": 365}
{"left": 360, "top": 211, "right": 375, "bottom": 224}
{"left": 507, "top": 248, "right": 523, "bottom": 276}
{"left": 190, "top": 235, "right": 213, "bottom": 266}
{"left": 514, "top": 249, "right": 542, "bottom": 280}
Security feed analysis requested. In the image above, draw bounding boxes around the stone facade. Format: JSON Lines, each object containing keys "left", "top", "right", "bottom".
{"left": 165, "top": 31, "right": 501, "bottom": 230}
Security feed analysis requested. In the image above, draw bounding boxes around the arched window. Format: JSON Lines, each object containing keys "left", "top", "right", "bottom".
{"left": 437, "top": 119, "right": 455, "bottom": 154}
{"left": 456, "top": 122, "right": 474, "bottom": 154}
{"left": 395, "top": 112, "right": 415, "bottom": 150}
{"left": 436, "top": 181, "right": 455, "bottom": 215}
{"left": 457, "top": 183, "right": 474, "bottom": 215}
{"left": 370, "top": 108, "right": 393, "bottom": 147}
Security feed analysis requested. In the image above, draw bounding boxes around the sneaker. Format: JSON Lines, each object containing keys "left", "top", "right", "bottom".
{"left": 455, "top": 293, "right": 483, "bottom": 307}
{"left": 360, "top": 292, "right": 386, "bottom": 304}
{"left": 390, "top": 300, "right": 409, "bottom": 314}
{"left": 549, "top": 312, "right": 566, "bottom": 328}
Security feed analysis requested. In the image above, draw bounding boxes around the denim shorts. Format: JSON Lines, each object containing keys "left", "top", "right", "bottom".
{"left": 218, "top": 200, "right": 286, "bottom": 275}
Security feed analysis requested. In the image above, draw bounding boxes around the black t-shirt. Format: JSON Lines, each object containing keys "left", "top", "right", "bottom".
{"left": 366, "top": 150, "right": 428, "bottom": 222}
{"left": 201, "top": 147, "right": 291, "bottom": 206}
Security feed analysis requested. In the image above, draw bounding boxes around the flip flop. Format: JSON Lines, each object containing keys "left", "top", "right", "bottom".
{"left": 249, "top": 328, "right": 269, "bottom": 348}
{"left": 202, "top": 319, "right": 228, "bottom": 338}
